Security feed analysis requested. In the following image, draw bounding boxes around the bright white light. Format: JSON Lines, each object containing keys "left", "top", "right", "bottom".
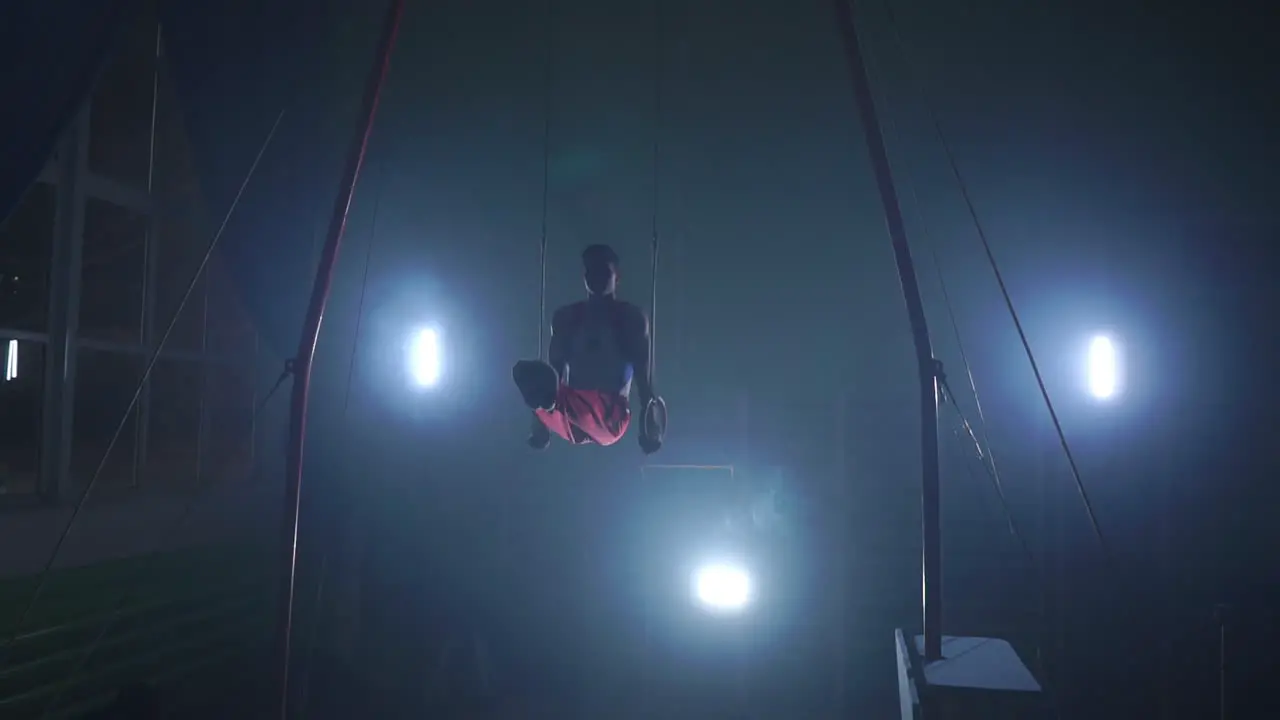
{"left": 692, "top": 562, "right": 752, "bottom": 613}
{"left": 4, "top": 339, "right": 17, "bottom": 382}
{"left": 1087, "top": 334, "right": 1119, "bottom": 400}
{"left": 408, "top": 327, "right": 442, "bottom": 388}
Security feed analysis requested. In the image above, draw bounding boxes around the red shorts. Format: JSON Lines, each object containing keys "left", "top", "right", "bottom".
{"left": 535, "top": 385, "right": 630, "bottom": 446}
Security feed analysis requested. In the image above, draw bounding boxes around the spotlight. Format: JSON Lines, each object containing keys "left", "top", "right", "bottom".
{"left": 692, "top": 562, "right": 752, "bottom": 613}
{"left": 408, "top": 326, "right": 442, "bottom": 388}
{"left": 4, "top": 339, "right": 17, "bottom": 382}
{"left": 1086, "top": 334, "right": 1120, "bottom": 400}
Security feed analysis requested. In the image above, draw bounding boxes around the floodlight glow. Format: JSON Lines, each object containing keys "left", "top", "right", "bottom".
{"left": 408, "top": 327, "right": 442, "bottom": 388}
{"left": 1087, "top": 334, "right": 1119, "bottom": 400}
{"left": 4, "top": 339, "right": 16, "bottom": 381}
{"left": 692, "top": 562, "right": 752, "bottom": 613}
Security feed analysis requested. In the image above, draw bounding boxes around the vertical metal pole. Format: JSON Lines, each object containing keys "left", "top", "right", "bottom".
{"left": 1037, "top": 421, "right": 1051, "bottom": 688}
{"left": 194, "top": 233, "right": 210, "bottom": 487}
{"left": 136, "top": 21, "right": 162, "bottom": 488}
{"left": 1044, "top": 424, "right": 1064, "bottom": 689}
{"left": 830, "top": 0, "right": 943, "bottom": 661}
{"left": 41, "top": 107, "right": 90, "bottom": 501}
{"left": 276, "top": 1, "right": 405, "bottom": 716}
{"left": 1220, "top": 620, "right": 1226, "bottom": 720}
{"left": 835, "top": 392, "right": 849, "bottom": 715}
{"left": 251, "top": 330, "right": 260, "bottom": 473}
{"left": 1214, "top": 604, "right": 1228, "bottom": 720}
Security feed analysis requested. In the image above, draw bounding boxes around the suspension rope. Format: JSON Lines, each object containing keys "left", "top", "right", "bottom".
{"left": 928, "top": 257, "right": 1055, "bottom": 684}
{"left": 648, "top": 0, "right": 662, "bottom": 386}
{"left": 938, "top": 384, "right": 1061, "bottom": 719}
{"left": 858, "top": 8, "right": 1054, "bottom": 695}
{"left": 878, "top": 1, "right": 1110, "bottom": 561}
{"left": 928, "top": 245, "right": 999, "bottom": 487}
{"left": 0, "top": 109, "right": 285, "bottom": 663}
{"left": 926, "top": 227, "right": 1026, "bottom": 564}
{"left": 937, "top": 377, "right": 1034, "bottom": 564}
{"left": 538, "top": 0, "right": 554, "bottom": 361}
{"left": 855, "top": 0, "right": 1023, "bottom": 557}
{"left": 882, "top": 3, "right": 1167, "bottom": 703}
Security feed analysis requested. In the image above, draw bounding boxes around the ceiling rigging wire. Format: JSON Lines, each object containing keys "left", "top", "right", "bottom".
{"left": 876, "top": 0, "right": 1111, "bottom": 561}
{"left": 871, "top": 0, "right": 1203, "bottom": 710}
{"left": 858, "top": 0, "right": 1035, "bottom": 582}
{"left": 860, "top": 2, "right": 1058, "bottom": 703}
{"left": 537, "top": 0, "right": 554, "bottom": 361}
{"left": 648, "top": 0, "right": 662, "bottom": 388}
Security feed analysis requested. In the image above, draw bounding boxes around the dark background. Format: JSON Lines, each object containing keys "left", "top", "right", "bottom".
{"left": 5, "top": 0, "right": 1279, "bottom": 716}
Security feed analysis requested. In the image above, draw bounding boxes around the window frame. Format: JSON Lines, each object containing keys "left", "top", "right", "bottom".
{"left": 0, "top": 21, "right": 261, "bottom": 508}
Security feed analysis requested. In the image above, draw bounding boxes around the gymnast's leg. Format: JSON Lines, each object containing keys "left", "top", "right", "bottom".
{"left": 513, "top": 359, "right": 557, "bottom": 448}
{"left": 512, "top": 360, "right": 630, "bottom": 448}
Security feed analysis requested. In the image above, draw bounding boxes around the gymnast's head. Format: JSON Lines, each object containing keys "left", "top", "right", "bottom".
{"left": 582, "top": 244, "right": 619, "bottom": 297}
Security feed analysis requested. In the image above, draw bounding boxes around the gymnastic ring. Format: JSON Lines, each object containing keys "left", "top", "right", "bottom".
{"left": 645, "top": 396, "right": 668, "bottom": 442}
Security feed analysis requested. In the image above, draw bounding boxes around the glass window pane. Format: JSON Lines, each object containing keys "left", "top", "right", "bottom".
{"left": 149, "top": 29, "right": 209, "bottom": 352}
{"left": 0, "top": 182, "right": 56, "bottom": 332}
{"left": 0, "top": 338, "right": 46, "bottom": 495}
{"left": 71, "top": 349, "right": 140, "bottom": 492}
{"left": 80, "top": 198, "right": 147, "bottom": 344}
{"left": 88, "top": 15, "right": 157, "bottom": 188}
{"left": 145, "top": 359, "right": 203, "bottom": 487}
{"left": 206, "top": 256, "right": 254, "bottom": 358}
{"left": 153, "top": 228, "right": 206, "bottom": 353}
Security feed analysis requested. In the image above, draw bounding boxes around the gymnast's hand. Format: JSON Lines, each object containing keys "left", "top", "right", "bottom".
{"left": 639, "top": 396, "right": 665, "bottom": 455}
{"left": 639, "top": 431, "right": 662, "bottom": 455}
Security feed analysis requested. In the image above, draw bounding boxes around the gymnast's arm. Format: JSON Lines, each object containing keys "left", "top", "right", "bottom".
{"left": 548, "top": 305, "right": 573, "bottom": 383}
{"left": 623, "top": 304, "right": 654, "bottom": 408}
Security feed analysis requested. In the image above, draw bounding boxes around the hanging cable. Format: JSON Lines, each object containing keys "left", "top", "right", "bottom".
{"left": 538, "top": 0, "right": 554, "bottom": 361}
{"left": 923, "top": 226, "right": 1003, "bottom": 505}
{"left": 859, "top": 9, "right": 1057, "bottom": 702}
{"left": 927, "top": 245, "right": 1050, "bottom": 680}
{"left": 878, "top": 0, "right": 1111, "bottom": 561}
{"left": 854, "top": 0, "right": 1033, "bottom": 572}
{"left": 937, "top": 389, "right": 1061, "bottom": 719}
{"left": 648, "top": 0, "right": 662, "bottom": 386}
{"left": 937, "top": 378, "right": 1034, "bottom": 564}
{"left": 0, "top": 109, "right": 285, "bottom": 664}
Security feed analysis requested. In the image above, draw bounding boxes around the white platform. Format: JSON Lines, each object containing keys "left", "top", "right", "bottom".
{"left": 917, "top": 635, "right": 1040, "bottom": 692}
{"left": 896, "top": 629, "right": 1042, "bottom": 720}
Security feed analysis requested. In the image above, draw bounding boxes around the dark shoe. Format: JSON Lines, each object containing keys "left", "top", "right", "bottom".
{"left": 528, "top": 415, "right": 551, "bottom": 450}
{"left": 512, "top": 360, "right": 557, "bottom": 411}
